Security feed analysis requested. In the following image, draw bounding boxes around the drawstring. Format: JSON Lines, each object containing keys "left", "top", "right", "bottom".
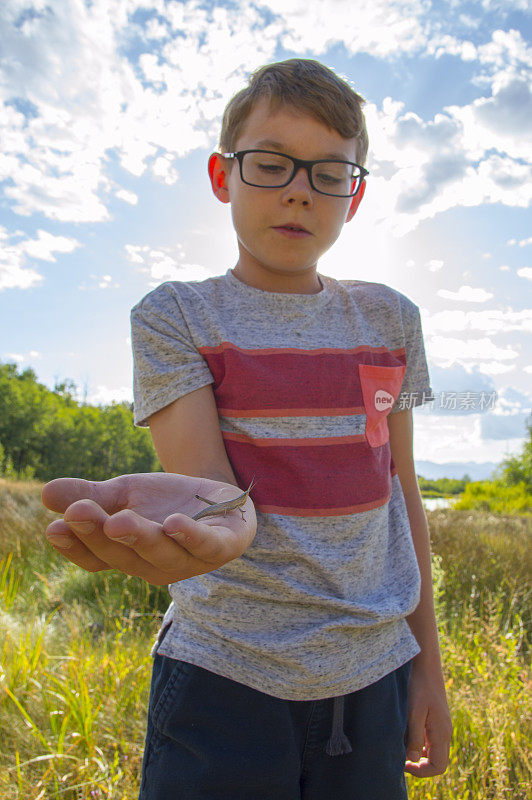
{"left": 325, "top": 695, "right": 353, "bottom": 756}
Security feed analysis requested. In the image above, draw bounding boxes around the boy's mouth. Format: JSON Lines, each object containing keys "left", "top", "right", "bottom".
{"left": 273, "top": 223, "right": 311, "bottom": 238}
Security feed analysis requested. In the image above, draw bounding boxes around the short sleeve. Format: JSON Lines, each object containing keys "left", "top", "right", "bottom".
{"left": 389, "top": 302, "right": 433, "bottom": 414}
{"left": 131, "top": 283, "right": 214, "bottom": 427}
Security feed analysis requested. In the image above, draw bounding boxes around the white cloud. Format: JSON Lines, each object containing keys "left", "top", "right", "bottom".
{"left": 1, "top": 1, "right": 530, "bottom": 239}
{"left": 428, "top": 362, "right": 497, "bottom": 394}
{"left": 125, "top": 241, "right": 215, "bottom": 285}
{"left": 87, "top": 384, "right": 133, "bottom": 405}
{"left": 0, "top": 226, "right": 80, "bottom": 291}
{"left": 428, "top": 335, "right": 518, "bottom": 364}
{"left": 509, "top": 237, "right": 532, "bottom": 247}
{"left": 2, "top": 349, "right": 42, "bottom": 363}
{"left": 79, "top": 272, "right": 119, "bottom": 290}
{"left": 437, "top": 285, "right": 494, "bottom": 302}
{"left": 115, "top": 188, "right": 138, "bottom": 204}
{"left": 0, "top": 226, "right": 43, "bottom": 290}
{"left": 480, "top": 0, "right": 530, "bottom": 11}
{"left": 97, "top": 274, "right": 116, "bottom": 289}
{"left": 476, "top": 28, "right": 530, "bottom": 70}
{"left": 449, "top": 74, "right": 532, "bottom": 163}
{"left": 0, "top": 259, "right": 42, "bottom": 291}
{"left": 477, "top": 361, "right": 516, "bottom": 375}
{"left": 152, "top": 155, "right": 179, "bottom": 185}
{"left": 264, "top": 0, "right": 428, "bottom": 58}
{"left": 425, "top": 307, "right": 532, "bottom": 335}
{"left": 427, "top": 34, "right": 478, "bottom": 62}
{"left": 495, "top": 386, "right": 531, "bottom": 414}
{"left": 365, "top": 25, "right": 532, "bottom": 234}
{"left": 481, "top": 410, "right": 530, "bottom": 440}
{"left": 124, "top": 244, "right": 145, "bottom": 264}
{"left": 517, "top": 267, "right": 532, "bottom": 280}
{"left": 21, "top": 229, "right": 80, "bottom": 262}
{"left": 0, "top": 0, "right": 281, "bottom": 223}
{"left": 413, "top": 414, "right": 523, "bottom": 464}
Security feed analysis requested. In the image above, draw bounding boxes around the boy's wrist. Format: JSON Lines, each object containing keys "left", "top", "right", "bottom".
{"left": 200, "top": 471, "right": 239, "bottom": 487}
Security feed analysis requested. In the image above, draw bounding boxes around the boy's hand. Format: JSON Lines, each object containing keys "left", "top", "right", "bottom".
{"left": 404, "top": 658, "right": 452, "bottom": 777}
{"left": 42, "top": 473, "right": 257, "bottom": 586}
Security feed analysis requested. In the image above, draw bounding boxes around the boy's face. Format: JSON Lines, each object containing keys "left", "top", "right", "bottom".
{"left": 209, "top": 97, "right": 365, "bottom": 293}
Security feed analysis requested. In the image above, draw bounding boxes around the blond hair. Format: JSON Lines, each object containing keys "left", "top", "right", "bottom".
{"left": 219, "top": 59, "right": 369, "bottom": 165}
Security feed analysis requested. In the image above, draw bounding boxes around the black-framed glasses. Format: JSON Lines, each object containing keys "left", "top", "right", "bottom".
{"left": 222, "top": 150, "right": 369, "bottom": 197}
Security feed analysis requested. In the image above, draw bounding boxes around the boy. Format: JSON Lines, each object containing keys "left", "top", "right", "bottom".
{"left": 42, "top": 59, "right": 452, "bottom": 799}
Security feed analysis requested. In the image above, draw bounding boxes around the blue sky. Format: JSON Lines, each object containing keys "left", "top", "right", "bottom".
{"left": 0, "top": 0, "right": 531, "bottom": 477}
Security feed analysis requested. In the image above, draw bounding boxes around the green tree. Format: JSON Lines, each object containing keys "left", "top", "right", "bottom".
{"left": 495, "top": 414, "right": 532, "bottom": 492}
{"left": 0, "top": 362, "right": 160, "bottom": 481}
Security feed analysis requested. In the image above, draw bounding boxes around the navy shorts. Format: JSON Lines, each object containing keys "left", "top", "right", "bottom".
{"left": 139, "top": 630, "right": 412, "bottom": 800}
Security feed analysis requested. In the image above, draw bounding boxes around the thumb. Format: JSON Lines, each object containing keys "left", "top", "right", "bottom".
{"left": 162, "top": 513, "right": 239, "bottom": 564}
{"left": 405, "top": 715, "right": 426, "bottom": 762}
{"left": 42, "top": 475, "right": 128, "bottom": 515}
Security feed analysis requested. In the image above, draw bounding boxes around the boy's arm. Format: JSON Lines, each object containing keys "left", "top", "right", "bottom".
{"left": 387, "top": 408, "right": 452, "bottom": 778}
{"left": 148, "top": 384, "right": 238, "bottom": 485}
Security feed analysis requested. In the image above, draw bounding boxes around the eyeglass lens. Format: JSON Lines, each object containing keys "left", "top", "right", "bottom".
{"left": 241, "top": 152, "right": 362, "bottom": 196}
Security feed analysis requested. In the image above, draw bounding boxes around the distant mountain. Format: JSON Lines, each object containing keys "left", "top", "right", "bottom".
{"left": 415, "top": 461, "right": 498, "bottom": 481}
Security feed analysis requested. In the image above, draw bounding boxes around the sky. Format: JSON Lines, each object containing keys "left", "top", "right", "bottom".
{"left": 0, "top": 0, "right": 531, "bottom": 478}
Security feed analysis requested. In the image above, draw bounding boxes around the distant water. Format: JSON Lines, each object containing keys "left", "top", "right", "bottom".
{"left": 422, "top": 497, "right": 455, "bottom": 511}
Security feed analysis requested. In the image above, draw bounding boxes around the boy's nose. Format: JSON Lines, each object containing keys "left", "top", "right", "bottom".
{"left": 282, "top": 167, "right": 313, "bottom": 205}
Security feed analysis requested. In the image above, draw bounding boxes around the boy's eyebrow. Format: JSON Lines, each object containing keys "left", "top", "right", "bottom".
{"left": 254, "top": 138, "right": 353, "bottom": 162}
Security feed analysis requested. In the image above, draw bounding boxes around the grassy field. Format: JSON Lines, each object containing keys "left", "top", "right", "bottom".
{"left": 0, "top": 478, "right": 530, "bottom": 799}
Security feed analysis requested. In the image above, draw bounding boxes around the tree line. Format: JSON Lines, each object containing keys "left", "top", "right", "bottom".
{"left": 0, "top": 362, "right": 160, "bottom": 482}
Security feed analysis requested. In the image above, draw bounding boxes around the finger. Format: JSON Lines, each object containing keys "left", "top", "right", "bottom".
{"left": 163, "top": 512, "right": 245, "bottom": 564}
{"left": 63, "top": 501, "right": 219, "bottom": 585}
{"left": 417, "top": 729, "right": 450, "bottom": 776}
{"left": 404, "top": 756, "right": 447, "bottom": 777}
{"left": 405, "top": 716, "right": 426, "bottom": 766}
{"left": 45, "top": 519, "right": 112, "bottom": 572}
{"left": 405, "top": 733, "right": 450, "bottom": 777}
{"left": 103, "top": 509, "right": 209, "bottom": 578}
{"left": 62, "top": 498, "right": 161, "bottom": 579}
{"left": 42, "top": 475, "right": 131, "bottom": 515}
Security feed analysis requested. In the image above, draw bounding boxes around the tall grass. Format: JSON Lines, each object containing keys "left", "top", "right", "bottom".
{"left": 1, "top": 479, "right": 530, "bottom": 798}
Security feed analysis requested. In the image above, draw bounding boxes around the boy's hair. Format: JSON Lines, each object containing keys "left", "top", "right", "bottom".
{"left": 219, "top": 59, "right": 369, "bottom": 166}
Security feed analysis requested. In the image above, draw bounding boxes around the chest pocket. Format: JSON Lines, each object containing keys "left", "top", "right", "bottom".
{"left": 358, "top": 364, "right": 406, "bottom": 447}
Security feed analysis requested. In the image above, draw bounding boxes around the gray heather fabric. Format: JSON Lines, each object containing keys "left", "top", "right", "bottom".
{"left": 130, "top": 269, "right": 433, "bottom": 700}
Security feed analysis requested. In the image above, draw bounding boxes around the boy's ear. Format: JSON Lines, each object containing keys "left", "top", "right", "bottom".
{"left": 208, "top": 153, "right": 230, "bottom": 204}
{"left": 345, "top": 179, "right": 366, "bottom": 223}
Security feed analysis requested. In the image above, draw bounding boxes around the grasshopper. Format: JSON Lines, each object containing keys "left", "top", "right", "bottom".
{"left": 191, "top": 480, "right": 256, "bottom": 522}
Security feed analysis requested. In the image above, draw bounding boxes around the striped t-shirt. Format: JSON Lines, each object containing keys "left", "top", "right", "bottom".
{"left": 130, "top": 268, "right": 432, "bottom": 700}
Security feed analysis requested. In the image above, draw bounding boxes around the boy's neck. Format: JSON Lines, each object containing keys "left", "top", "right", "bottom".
{"left": 231, "top": 264, "right": 323, "bottom": 295}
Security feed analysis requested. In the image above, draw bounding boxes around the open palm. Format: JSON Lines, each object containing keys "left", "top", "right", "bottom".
{"left": 42, "top": 473, "right": 257, "bottom": 586}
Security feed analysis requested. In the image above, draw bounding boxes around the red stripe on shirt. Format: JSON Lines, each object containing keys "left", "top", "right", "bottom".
{"left": 199, "top": 343, "right": 407, "bottom": 415}
{"left": 223, "top": 435, "right": 392, "bottom": 516}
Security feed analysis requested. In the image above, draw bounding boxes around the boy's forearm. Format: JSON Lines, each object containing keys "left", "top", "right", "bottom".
{"left": 403, "top": 487, "right": 444, "bottom": 677}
